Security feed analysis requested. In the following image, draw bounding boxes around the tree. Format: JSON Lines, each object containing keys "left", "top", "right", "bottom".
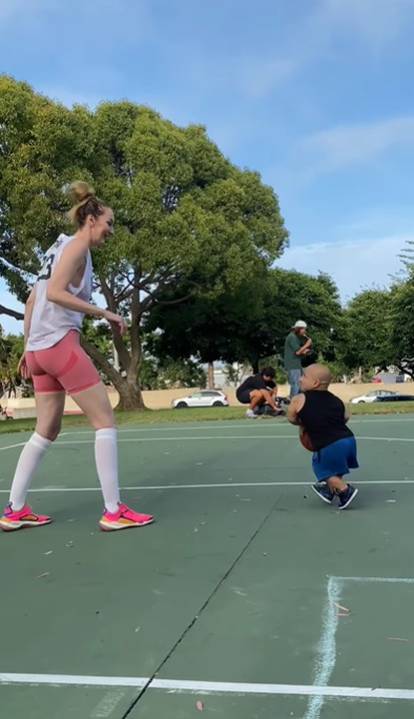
{"left": 140, "top": 354, "right": 206, "bottom": 390}
{"left": 0, "top": 330, "right": 27, "bottom": 397}
{"left": 147, "top": 268, "right": 343, "bottom": 373}
{"left": 338, "top": 289, "right": 394, "bottom": 374}
{"left": 0, "top": 76, "right": 288, "bottom": 408}
{"left": 389, "top": 277, "right": 414, "bottom": 378}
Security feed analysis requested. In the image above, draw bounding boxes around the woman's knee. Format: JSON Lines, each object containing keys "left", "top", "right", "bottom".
{"left": 35, "top": 422, "right": 61, "bottom": 442}
{"left": 91, "top": 414, "right": 115, "bottom": 431}
{"left": 87, "top": 403, "right": 115, "bottom": 430}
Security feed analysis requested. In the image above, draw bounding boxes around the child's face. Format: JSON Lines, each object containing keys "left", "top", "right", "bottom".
{"left": 300, "top": 370, "right": 319, "bottom": 392}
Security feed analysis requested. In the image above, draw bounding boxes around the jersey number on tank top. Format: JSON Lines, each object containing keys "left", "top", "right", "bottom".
{"left": 38, "top": 253, "right": 55, "bottom": 282}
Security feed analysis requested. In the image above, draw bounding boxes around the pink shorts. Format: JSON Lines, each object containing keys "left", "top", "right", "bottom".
{"left": 26, "top": 330, "right": 101, "bottom": 394}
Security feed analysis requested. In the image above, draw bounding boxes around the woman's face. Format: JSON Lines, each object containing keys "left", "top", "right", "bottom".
{"left": 87, "top": 207, "right": 114, "bottom": 246}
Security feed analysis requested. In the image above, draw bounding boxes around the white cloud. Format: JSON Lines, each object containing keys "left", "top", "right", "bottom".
{"left": 300, "top": 116, "right": 414, "bottom": 174}
{"left": 318, "top": 0, "right": 414, "bottom": 51}
{"left": 277, "top": 233, "right": 407, "bottom": 303}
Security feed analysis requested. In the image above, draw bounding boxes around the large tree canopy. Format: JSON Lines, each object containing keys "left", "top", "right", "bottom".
{"left": 0, "top": 76, "right": 288, "bottom": 408}
{"left": 147, "top": 268, "right": 344, "bottom": 372}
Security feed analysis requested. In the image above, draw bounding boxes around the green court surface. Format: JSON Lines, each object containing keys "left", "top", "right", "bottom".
{"left": 1, "top": 415, "right": 414, "bottom": 718}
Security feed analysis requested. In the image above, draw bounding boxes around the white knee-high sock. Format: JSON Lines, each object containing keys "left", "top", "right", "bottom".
{"left": 9, "top": 432, "right": 52, "bottom": 510}
{"left": 94, "top": 428, "right": 120, "bottom": 513}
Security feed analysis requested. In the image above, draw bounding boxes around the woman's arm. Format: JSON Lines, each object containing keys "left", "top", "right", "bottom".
{"left": 47, "top": 241, "right": 126, "bottom": 334}
{"left": 24, "top": 286, "right": 36, "bottom": 349}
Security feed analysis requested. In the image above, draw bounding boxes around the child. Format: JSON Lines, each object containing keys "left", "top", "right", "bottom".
{"left": 287, "top": 363, "right": 359, "bottom": 509}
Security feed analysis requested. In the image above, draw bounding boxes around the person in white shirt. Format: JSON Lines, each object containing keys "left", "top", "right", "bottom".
{"left": 0, "top": 182, "right": 154, "bottom": 532}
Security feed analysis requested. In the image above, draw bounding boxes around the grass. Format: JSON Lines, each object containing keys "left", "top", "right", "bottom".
{"left": 0, "top": 405, "right": 247, "bottom": 434}
{"left": 348, "top": 401, "right": 414, "bottom": 415}
{"left": 1, "top": 401, "right": 414, "bottom": 435}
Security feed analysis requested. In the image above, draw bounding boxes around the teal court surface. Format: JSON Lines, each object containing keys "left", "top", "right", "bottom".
{"left": 1, "top": 415, "right": 414, "bottom": 718}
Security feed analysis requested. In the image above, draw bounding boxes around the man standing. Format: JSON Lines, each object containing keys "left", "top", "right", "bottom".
{"left": 236, "top": 367, "right": 279, "bottom": 418}
{"left": 284, "top": 321, "right": 312, "bottom": 397}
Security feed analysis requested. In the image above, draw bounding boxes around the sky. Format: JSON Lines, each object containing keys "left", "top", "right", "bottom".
{"left": 1, "top": 0, "right": 414, "bottom": 334}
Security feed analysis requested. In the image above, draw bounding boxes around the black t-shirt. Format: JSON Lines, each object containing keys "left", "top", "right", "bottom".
{"left": 297, "top": 390, "right": 353, "bottom": 451}
{"left": 236, "top": 374, "right": 276, "bottom": 399}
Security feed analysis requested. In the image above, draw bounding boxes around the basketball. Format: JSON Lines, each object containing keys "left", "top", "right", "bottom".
{"left": 300, "top": 428, "right": 314, "bottom": 452}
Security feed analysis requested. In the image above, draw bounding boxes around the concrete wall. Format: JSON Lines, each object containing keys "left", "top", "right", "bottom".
{"left": 2, "top": 382, "right": 414, "bottom": 419}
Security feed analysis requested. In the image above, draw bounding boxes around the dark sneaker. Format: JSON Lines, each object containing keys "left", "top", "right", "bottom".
{"left": 338, "top": 485, "right": 359, "bottom": 510}
{"left": 312, "top": 483, "right": 334, "bottom": 504}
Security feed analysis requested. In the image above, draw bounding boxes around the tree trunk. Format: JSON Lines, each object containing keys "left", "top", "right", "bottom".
{"left": 114, "top": 376, "right": 146, "bottom": 411}
{"left": 207, "top": 361, "right": 214, "bottom": 388}
{"left": 80, "top": 336, "right": 146, "bottom": 410}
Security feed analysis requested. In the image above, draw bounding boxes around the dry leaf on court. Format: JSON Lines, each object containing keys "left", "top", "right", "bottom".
{"left": 334, "top": 602, "right": 350, "bottom": 613}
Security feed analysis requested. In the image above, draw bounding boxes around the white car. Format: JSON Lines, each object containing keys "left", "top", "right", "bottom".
{"left": 350, "top": 390, "right": 397, "bottom": 404}
{"left": 171, "top": 390, "right": 229, "bottom": 409}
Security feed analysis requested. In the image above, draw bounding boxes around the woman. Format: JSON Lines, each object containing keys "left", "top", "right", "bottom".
{"left": 0, "top": 182, "right": 154, "bottom": 532}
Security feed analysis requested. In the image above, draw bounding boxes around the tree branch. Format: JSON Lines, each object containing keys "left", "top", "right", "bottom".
{"left": 140, "top": 284, "right": 195, "bottom": 312}
{"left": 129, "top": 278, "right": 141, "bottom": 360}
{"left": 0, "top": 304, "right": 24, "bottom": 320}
{"left": 98, "top": 271, "right": 131, "bottom": 372}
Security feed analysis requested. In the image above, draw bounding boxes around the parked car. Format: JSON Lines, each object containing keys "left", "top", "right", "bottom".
{"left": 171, "top": 390, "right": 229, "bottom": 409}
{"left": 374, "top": 393, "right": 414, "bottom": 403}
{"left": 350, "top": 390, "right": 399, "bottom": 404}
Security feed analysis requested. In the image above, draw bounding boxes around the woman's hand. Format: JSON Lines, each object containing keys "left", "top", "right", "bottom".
{"left": 103, "top": 310, "right": 127, "bottom": 336}
{"left": 17, "top": 354, "right": 31, "bottom": 380}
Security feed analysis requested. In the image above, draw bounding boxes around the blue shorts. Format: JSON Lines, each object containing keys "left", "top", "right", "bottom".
{"left": 312, "top": 437, "right": 359, "bottom": 482}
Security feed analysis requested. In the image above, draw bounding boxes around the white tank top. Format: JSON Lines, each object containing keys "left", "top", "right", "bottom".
{"left": 27, "top": 234, "right": 93, "bottom": 351}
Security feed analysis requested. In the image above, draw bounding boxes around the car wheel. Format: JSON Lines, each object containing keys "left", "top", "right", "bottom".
{"left": 212, "top": 401, "right": 225, "bottom": 407}
{"left": 358, "top": 400, "right": 365, "bottom": 404}
{"left": 175, "top": 401, "right": 188, "bottom": 409}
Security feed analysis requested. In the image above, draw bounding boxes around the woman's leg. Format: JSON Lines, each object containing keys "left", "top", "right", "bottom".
{"left": 70, "top": 382, "right": 153, "bottom": 528}
{"left": 9, "top": 392, "right": 65, "bottom": 510}
{"left": 70, "top": 382, "right": 120, "bottom": 512}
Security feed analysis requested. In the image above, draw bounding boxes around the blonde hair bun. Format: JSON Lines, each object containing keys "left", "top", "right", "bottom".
{"left": 66, "top": 180, "right": 105, "bottom": 227}
{"left": 67, "top": 180, "right": 95, "bottom": 205}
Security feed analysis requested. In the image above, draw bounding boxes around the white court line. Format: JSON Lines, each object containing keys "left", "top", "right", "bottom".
{"left": 55, "top": 435, "right": 297, "bottom": 444}
{"left": 152, "top": 678, "right": 414, "bottom": 700}
{"left": 0, "top": 673, "right": 147, "bottom": 688}
{"left": 304, "top": 577, "right": 343, "bottom": 719}
{"left": 59, "top": 424, "right": 291, "bottom": 435}
{"left": 1, "top": 415, "right": 409, "bottom": 442}
{"left": 50, "top": 434, "right": 414, "bottom": 445}
{"left": 1, "top": 673, "right": 414, "bottom": 700}
{"left": 305, "top": 575, "right": 414, "bottom": 719}
{"left": 0, "top": 479, "right": 413, "bottom": 494}
{"left": 335, "top": 576, "right": 414, "bottom": 584}
{"left": 56, "top": 417, "right": 414, "bottom": 436}
{"left": 0, "top": 442, "right": 26, "bottom": 452}
{"left": 1, "top": 435, "right": 413, "bottom": 453}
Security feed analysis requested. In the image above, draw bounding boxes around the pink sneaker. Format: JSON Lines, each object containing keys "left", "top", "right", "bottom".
{"left": 99, "top": 503, "right": 154, "bottom": 532}
{"left": 0, "top": 504, "right": 52, "bottom": 532}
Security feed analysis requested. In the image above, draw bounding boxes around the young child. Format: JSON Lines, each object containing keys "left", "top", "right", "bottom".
{"left": 287, "top": 364, "right": 359, "bottom": 509}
